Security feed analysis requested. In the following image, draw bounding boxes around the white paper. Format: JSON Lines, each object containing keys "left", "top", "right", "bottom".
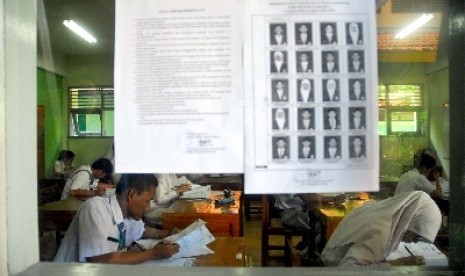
{"left": 137, "top": 219, "right": 215, "bottom": 259}
{"left": 115, "top": 0, "right": 244, "bottom": 173}
{"left": 243, "top": 0, "right": 379, "bottom": 193}
{"left": 180, "top": 184, "right": 211, "bottom": 199}
{"left": 387, "top": 242, "right": 448, "bottom": 267}
{"left": 143, "top": 257, "right": 196, "bottom": 267}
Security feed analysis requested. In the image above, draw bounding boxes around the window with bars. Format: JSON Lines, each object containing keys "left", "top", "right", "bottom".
{"left": 69, "top": 86, "right": 114, "bottom": 137}
{"left": 378, "top": 84, "right": 424, "bottom": 136}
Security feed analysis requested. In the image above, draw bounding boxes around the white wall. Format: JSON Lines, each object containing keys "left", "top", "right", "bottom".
{"left": 1, "top": 0, "right": 39, "bottom": 274}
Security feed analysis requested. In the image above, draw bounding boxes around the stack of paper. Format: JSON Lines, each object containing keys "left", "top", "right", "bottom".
{"left": 387, "top": 241, "right": 448, "bottom": 266}
{"left": 180, "top": 184, "right": 211, "bottom": 199}
{"left": 138, "top": 219, "right": 215, "bottom": 266}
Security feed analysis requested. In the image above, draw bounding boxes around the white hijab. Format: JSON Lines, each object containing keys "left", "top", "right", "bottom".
{"left": 300, "top": 79, "right": 311, "bottom": 102}
{"left": 321, "top": 191, "right": 441, "bottom": 266}
{"left": 274, "top": 108, "right": 286, "bottom": 130}
{"left": 273, "top": 51, "right": 284, "bottom": 72}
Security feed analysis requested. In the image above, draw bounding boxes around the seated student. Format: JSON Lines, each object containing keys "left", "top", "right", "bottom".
{"left": 61, "top": 157, "right": 114, "bottom": 200}
{"left": 394, "top": 153, "right": 442, "bottom": 200}
{"left": 54, "top": 174, "right": 179, "bottom": 264}
{"left": 273, "top": 194, "right": 327, "bottom": 259}
{"left": 144, "top": 174, "right": 193, "bottom": 226}
{"left": 321, "top": 191, "right": 442, "bottom": 266}
{"left": 53, "top": 150, "right": 75, "bottom": 178}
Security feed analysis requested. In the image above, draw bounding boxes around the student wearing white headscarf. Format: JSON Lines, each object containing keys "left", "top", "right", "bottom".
{"left": 272, "top": 108, "right": 288, "bottom": 131}
{"left": 271, "top": 51, "right": 287, "bottom": 73}
{"left": 298, "top": 79, "right": 313, "bottom": 102}
{"left": 321, "top": 191, "right": 442, "bottom": 266}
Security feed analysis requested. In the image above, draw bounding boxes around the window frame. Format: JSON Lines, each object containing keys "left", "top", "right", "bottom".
{"left": 378, "top": 83, "right": 425, "bottom": 136}
{"left": 68, "top": 86, "right": 114, "bottom": 137}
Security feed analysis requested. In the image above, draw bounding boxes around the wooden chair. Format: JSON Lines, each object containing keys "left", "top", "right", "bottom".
{"left": 261, "top": 195, "right": 318, "bottom": 266}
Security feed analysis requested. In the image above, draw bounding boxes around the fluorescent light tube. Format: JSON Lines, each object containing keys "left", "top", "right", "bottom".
{"left": 395, "top": 13, "right": 434, "bottom": 39}
{"left": 63, "top": 20, "right": 97, "bottom": 44}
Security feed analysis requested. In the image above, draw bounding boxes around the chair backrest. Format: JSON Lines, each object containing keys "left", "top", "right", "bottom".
{"left": 38, "top": 178, "right": 66, "bottom": 206}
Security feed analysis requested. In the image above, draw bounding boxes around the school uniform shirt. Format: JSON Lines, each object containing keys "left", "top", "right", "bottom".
{"left": 321, "top": 191, "right": 441, "bottom": 266}
{"left": 394, "top": 169, "right": 436, "bottom": 196}
{"left": 61, "top": 165, "right": 98, "bottom": 200}
{"left": 155, "top": 174, "right": 193, "bottom": 206}
{"left": 54, "top": 193, "right": 145, "bottom": 262}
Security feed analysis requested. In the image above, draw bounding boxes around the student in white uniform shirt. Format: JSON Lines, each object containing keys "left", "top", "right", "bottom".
{"left": 394, "top": 153, "right": 442, "bottom": 200}
{"left": 155, "top": 174, "right": 193, "bottom": 206}
{"left": 54, "top": 174, "right": 178, "bottom": 264}
{"left": 321, "top": 191, "right": 441, "bottom": 266}
{"left": 61, "top": 157, "right": 114, "bottom": 200}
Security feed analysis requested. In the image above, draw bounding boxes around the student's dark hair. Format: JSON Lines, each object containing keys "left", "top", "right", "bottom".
{"left": 91, "top": 157, "right": 114, "bottom": 175}
{"left": 57, "top": 150, "right": 75, "bottom": 161}
{"left": 115, "top": 174, "right": 158, "bottom": 195}
{"left": 418, "top": 153, "right": 436, "bottom": 169}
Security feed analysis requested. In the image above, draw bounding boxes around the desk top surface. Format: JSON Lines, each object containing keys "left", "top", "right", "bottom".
{"left": 162, "top": 190, "right": 242, "bottom": 215}
{"left": 195, "top": 236, "right": 245, "bottom": 267}
{"left": 39, "top": 197, "right": 83, "bottom": 212}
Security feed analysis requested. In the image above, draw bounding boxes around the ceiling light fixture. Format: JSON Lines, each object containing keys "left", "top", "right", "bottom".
{"left": 63, "top": 20, "right": 97, "bottom": 44}
{"left": 395, "top": 13, "right": 434, "bottom": 39}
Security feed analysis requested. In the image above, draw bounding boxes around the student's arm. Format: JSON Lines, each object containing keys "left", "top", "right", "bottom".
{"left": 87, "top": 242, "right": 179, "bottom": 264}
{"left": 142, "top": 226, "right": 171, "bottom": 239}
{"left": 428, "top": 171, "right": 442, "bottom": 199}
{"left": 69, "top": 188, "right": 105, "bottom": 200}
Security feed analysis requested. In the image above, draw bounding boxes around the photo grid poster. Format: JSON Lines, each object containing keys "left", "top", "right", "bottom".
{"left": 243, "top": 0, "right": 379, "bottom": 193}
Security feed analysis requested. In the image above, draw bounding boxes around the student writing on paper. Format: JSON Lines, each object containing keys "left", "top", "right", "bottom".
{"left": 144, "top": 174, "right": 193, "bottom": 226}
{"left": 394, "top": 153, "right": 443, "bottom": 207}
{"left": 54, "top": 174, "right": 179, "bottom": 264}
{"left": 61, "top": 157, "right": 114, "bottom": 200}
{"left": 321, "top": 191, "right": 442, "bottom": 266}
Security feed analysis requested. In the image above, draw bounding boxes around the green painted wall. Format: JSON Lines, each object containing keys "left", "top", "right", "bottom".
{"left": 37, "top": 68, "right": 64, "bottom": 178}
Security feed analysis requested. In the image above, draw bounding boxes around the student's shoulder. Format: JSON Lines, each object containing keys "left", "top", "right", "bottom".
{"left": 82, "top": 195, "right": 110, "bottom": 211}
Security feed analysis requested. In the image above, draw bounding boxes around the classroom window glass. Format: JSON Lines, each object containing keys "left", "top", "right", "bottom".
{"left": 69, "top": 86, "right": 114, "bottom": 137}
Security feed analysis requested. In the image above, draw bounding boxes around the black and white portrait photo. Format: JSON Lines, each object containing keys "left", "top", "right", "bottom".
{"left": 272, "top": 107, "right": 289, "bottom": 131}
{"left": 271, "top": 79, "right": 289, "bottom": 102}
{"left": 349, "top": 79, "right": 366, "bottom": 101}
{"left": 324, "top": 136, "right": 341, "bottom": 160}
{"left": 323, "top": 78, "right": 340, "bottom": 102}
{"left": 270, "top": 23, "right": 287, "bottom": 46}
{"left": 270, "top": 50, "right": 288, "bottom": 73}
{"left": 349, "top": 107, "right": 366, "bottom": 130}
{"left": 349, "top": 135, "right": 366, "bottom": 159}
{"left": 322, "top": 51, "right": 339, "bottom": 73}
{"left": 272, "top": 136, "right": 290, "bottom": 160}
{"left": 297, "top": 79, "right": 314, "bottom": 102}
{"left": 295, "top": 22, "right": 312, "bottom": 45}
{"left": 348, "top": 50, "right": 365, "bottom": 73}
{"left": 323, "top": 107, "right": 341, "bottom": 130}
{"left": 321, "top": 22, "right": 338, "bottom": 45}
{"left": 346, "top": 22, "right": 363, "bottom": 45}
{"left": 297, "top": 108, "right": 315, "bottom": 131}
{"left": 298, "top": 136, "right": 316, "bottom": 159}
{"left": 296, "top": 51, "right": 313, "bottom": 73}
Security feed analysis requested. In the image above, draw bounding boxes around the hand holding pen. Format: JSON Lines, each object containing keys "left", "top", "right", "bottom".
{"left": 151, "top": 240, "right": 180, "bottom": 259}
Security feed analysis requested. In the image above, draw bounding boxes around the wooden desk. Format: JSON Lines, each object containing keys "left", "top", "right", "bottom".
{"left": 195, "top": 237, "right": 245, "bottom": 267}
{"left": 161, "top": 191, "right": 242, "bottom": 237}
{"left": 199, "top": 176, "right": 243, "bottom": 191}
{"left": 39, "top": 197, "right": 83, "bottom": 233}
{"left": 320, "top": 199, "right": 369, "bottom": 241}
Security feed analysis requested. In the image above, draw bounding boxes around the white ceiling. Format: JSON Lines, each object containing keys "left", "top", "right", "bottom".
{"left": 38, "top": 0, "right": 445, "bottom": 57}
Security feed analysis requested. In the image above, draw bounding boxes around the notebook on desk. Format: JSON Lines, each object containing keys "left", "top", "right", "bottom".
{"left": 387, "top": 241, "right": 448, "bottom": 266}
{"left": 180, "top": 184, "right": 211, "bottom": 199}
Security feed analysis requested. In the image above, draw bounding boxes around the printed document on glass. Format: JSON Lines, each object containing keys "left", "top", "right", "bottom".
{"left": 114, "top": 0, "right": 244, "bottom": 173}
{"left": 243, "top": 0, "right": 379, "bottom": 193}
